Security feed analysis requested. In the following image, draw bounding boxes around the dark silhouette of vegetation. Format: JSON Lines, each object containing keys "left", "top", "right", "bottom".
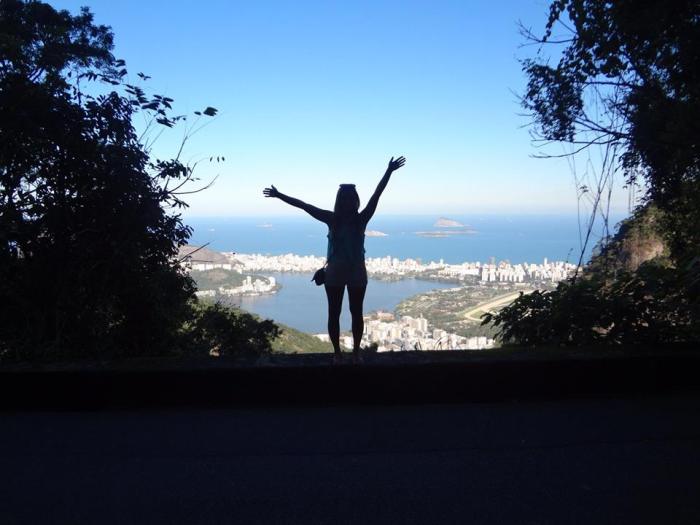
{"left": 0, "top": 1, "right": 277, "bottom": 361}
{"left": 181, "top": 302, "right": 280, "bottom": 358}
{"left": 485, "top": 0, "right": 700, "bottom": 345}
{"left": 486, "top": 209, "right": 697, "bottom": 345}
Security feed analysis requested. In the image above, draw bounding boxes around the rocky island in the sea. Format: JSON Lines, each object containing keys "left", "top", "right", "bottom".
{"left": 434, "top": 217, "right": 464, "bottom": 228}
{"left": 366, "top": 230, "right": 388, "bottom": 237}
{"left": 416, "top": 218, "right": 476, "bottom": 237}
{"left": 415, "top": 230, "right": 477, "bottom": 238}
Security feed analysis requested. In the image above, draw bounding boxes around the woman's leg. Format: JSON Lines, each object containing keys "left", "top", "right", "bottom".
{"left": 324, "top": 285, "right": 345, "bottom": 354}
{"left": 348, "top": 285, "right": 367, "bottom": 354}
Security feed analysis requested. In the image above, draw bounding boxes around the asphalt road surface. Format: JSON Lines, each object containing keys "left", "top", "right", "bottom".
{"left": 2, "top": 396, "right": 700, "bottom": 524}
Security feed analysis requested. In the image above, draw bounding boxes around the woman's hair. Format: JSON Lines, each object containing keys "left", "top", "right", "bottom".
{"left": 333, "top": 184, "right": 360, "bottom": 221}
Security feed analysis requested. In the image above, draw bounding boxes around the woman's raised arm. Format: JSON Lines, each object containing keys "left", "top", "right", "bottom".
{"left": 360, "top": 156, "right": 405, "bottom": 224}
{"left": 263, "top": 185, "right": 333, "bottom": 224}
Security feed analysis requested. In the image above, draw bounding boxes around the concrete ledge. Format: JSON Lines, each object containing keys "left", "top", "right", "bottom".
{"left": 2, "top": 349, "right": 699, "bottom": 409}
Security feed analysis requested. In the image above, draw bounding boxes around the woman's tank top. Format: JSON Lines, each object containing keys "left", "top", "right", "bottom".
{"left": 327, "top": 217, "right": 365, "bottom": 265}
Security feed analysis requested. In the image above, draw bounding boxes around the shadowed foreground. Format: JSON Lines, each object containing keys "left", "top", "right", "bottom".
{"left": 2, "top": 348, "right": 699, "bottom": 409}
{"left": 2, "top": 396, "right": 700, "bottom": 524}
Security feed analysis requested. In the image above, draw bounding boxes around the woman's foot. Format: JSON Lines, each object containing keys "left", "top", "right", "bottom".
{"left": 333, "top": 352, "right": 343, "bottom": 365}
{"left": 352, "top": 350, "right": 364, "bottom": 365}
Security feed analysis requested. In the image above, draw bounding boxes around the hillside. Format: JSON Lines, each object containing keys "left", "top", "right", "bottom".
{"left": 193, "top": 297, "right": 331, "bottom": 354}
{"left": 179, "top": 245, "right": 229, "bottom": 264}
{"left": 272, "top": 324, "right": 334, "bottom": 354}
{"left": 588, "top": 205, "right": 669, "bottom": 275}
{"left": 191, "top": 269, "right": 246, "bottom": 290}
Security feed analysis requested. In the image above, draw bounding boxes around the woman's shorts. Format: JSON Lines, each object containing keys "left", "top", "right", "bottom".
{"left": 325, "top": 261, "right": 368, "bottom": 287}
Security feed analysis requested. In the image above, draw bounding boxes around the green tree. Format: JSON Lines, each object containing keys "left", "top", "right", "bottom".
{"left": 0, "top": 0, "right": 275, "bottom": 361}
{"left": 182, "top": 302, "right": 281, "bottom": 358}
{"left": 485, "top": 0, "right": 700, "bottom": 346}
{"left": 520, "top": 0, "right": 699, "bottom": 257}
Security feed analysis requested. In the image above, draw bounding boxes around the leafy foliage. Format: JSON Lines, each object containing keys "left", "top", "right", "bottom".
{"left": 521, "top": 0, "right": 700, "bottom": 259}
{"left": 0, "top": 1, "right": 277, "bottom": 362}
{"left": 181, "top": 302, "right": 280, "bottom": 358}
{"left": 485, "top": 207, "right": 699, "bottom": 346}
{"left": 484, "top": 262, "right": 698, "bottom": 346}
{"left": 488, "top": 1, "right": 700, "bottom": 346}
{"left": 270, "top": 323, "right": 334, "bottom": 354}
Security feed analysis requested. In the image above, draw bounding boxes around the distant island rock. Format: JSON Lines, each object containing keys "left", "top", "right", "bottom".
{"left": 366, "top": 230, "right": 388, "bottom": 237}
{"left": 434, "top": 217, "right": 464, "bottom": 228}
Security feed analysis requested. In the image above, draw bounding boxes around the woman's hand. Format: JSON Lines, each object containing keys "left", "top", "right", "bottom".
{"left": 263, "top": 185, "right": 280, "bottom": 198}
{"left": 387, "top": 156, "right": 406, "bottom": 173}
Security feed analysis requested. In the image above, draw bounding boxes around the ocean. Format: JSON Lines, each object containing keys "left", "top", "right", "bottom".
{"left": 185, "top": 213, "right": 621, "bottom": 265}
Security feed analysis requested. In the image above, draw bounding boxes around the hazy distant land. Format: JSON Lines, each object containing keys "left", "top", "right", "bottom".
{"left": 434, "top": 217, "right": 464, "bottom": 228}
{"left": 415, "top": 228, "right": 477, "bottom": 238}
{"left": 366, "top": 230, "right": 388, "bottom": 237}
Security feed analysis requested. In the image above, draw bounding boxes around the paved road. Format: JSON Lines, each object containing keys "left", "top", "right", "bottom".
{"left": 463, "top": 291, "right": 531, "bottom": 322}
{"left": 2, "top": 396, "right": 700, "bottom": 524}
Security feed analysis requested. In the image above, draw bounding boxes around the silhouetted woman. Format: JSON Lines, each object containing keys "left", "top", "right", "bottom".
{"left": 263, "top": 156, "right": 406, "bottom": 364}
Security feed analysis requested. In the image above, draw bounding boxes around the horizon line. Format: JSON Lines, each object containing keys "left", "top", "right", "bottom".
{"left": 181, "top": 211, "right": 631, "bottom": 219}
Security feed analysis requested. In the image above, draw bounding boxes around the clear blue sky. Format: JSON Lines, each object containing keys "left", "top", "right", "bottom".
{"left": 53, "top": 0, "right": 634, "bottom": 217}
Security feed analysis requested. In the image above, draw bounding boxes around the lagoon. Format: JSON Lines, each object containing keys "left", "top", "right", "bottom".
{"left": 224, "top": 272, "right": 455, "bottom": 333}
